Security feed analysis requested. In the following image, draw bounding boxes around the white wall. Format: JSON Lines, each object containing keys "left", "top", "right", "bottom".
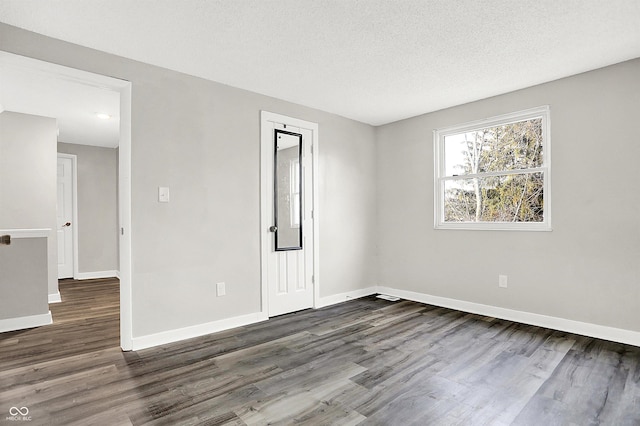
{"left": 0, "top": 111, "right": 58, "bottom": 298}
{"left": 57, "top": 142, "right": 119, "bottom": 275}
{"left": 377, "top": 59, "right": 640, "bottom": 333}
{"left": 0, "top": 23, "right": 378, "bottom": 339}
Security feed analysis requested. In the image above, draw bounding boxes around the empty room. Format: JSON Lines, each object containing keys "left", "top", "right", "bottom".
{"left": 0, "top": 1, "right": 639, "bottom": 425}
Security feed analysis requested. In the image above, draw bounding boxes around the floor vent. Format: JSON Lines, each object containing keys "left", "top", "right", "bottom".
{"left": 376, "top": 294, "right": 400, "bottom": 302}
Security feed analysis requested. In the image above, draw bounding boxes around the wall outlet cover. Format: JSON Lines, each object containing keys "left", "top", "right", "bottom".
{"left": 158, "top": 186, "right": 170, "bottom": 203}
{"left": 498, "top": 275, "right": 508, "bottom": 288}
{"left": 216, "top": 282, "right": 226, "bottom": 297}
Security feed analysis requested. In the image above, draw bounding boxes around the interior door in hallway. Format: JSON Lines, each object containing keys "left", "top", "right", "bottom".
{"left": 57, "top": 155, "right": 74, "bottom": 278}
{"left": 265, "top": 122, "right": 314, "bottom": 317}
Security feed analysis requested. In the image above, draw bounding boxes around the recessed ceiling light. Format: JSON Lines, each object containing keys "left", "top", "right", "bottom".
{"left": 96, "top": 112, "right": 111, "bottom": 120}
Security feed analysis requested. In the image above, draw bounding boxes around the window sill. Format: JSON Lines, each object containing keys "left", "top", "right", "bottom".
{"left": 435, "top": 222, "right": 552, "bottom": 232}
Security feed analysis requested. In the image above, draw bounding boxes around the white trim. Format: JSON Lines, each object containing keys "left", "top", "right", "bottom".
{"left": 115, "top": 270, "right": 121, "bottom": 279}
{"left": 75, "top": 270, "right": 119, "bottom": 280}
{"left": 433, "top": 105, "right": 551, "bottom": 231}
{"left": 127, "top": 284, "right": 640, "bottom": 350}
{"left": 316, "top": 287, "right": 377, "bottom": 308}
{"left": 48, "top": 292, "right": 61, "bottom": 303}
{"left": 0, "top": 228, "right": 50, "bottom": 238}
{"left": 436, "top": 106, "right": 552, "bottom": 136}
{"left": 131, "top": 312, "right": 268, "bottom": 351}
{"left": 260, "top": 111, "right": 320, "bottom": 317}
{"left": 57, "top": 153, "right": 78, "bottom": 279}
{"left": 312, "top": 123, "right": 320, "bottom": 310}
{"left": 377, "top": 286, "right": 640, "bottom": 347}
{"left": 0, "top": 311, "right": 52, "bottom": 333}
{"left": 433, "top": 221, "right": 552, "bottom": 232}
{"left": 440, "top": 167, "right": 546, "bottom": 181}
{"left": 118, "top": 82, "right": 133, "bottom": 351}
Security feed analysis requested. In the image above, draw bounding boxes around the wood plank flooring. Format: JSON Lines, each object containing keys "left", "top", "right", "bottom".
{"left": 1, "top": 278, "right": 639, "bottom": 425}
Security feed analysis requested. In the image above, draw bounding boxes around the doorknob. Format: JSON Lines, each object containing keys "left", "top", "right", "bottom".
{"left": 269, "top": 225, "right": 278, "bottom": 232}
{"left": 62, "top": 222, "right": 71, "bottom": 227}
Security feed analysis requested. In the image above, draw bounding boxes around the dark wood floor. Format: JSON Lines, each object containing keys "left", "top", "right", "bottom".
{"left": 1, "top": 278, "right": 639, "bottom": 425}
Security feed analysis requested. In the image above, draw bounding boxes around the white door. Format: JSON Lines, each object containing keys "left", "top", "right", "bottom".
{"left": 57, "top": 155, "right": 74, "bottom": 278}
{"left": 263, "top": 118, "right": 315, "bottom": 317}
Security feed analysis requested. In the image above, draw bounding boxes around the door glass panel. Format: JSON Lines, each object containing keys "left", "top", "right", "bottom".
{"left": 274, "top": 129, "right": 302, "bottom": 251}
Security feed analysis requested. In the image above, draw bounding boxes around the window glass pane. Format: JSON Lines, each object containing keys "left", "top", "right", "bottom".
{"left": 444, "top": 118, "right": 543, "bottom": 176}
{"left": 444, "top": 172, "right": 544, "bottom": 222}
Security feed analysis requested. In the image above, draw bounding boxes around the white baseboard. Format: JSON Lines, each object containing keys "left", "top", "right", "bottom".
{"left": 316, "top": 287, "right": 377, "bottom": 308}
{"left": 130, "top": 284, "right": 640, "bottom": 351}
{"left": 131, "top": 311, "right": 269, "bottom": 351}
{"left": 48, "top": 292, "right": 61, "bottom": 303}
{"left": 76, "top": 270, "right": 119, "bottom": 280}
{"left": 131, "top": 286, "right": 377, "bottom": 351}
{"left": 377, "top": 286, "right": 640, "bottom": 347}
{"left": 115, "top": 270, "right": 120, "bottom": 279}
{"left": 0, "top": 311, "right": 52, "bottom": 333}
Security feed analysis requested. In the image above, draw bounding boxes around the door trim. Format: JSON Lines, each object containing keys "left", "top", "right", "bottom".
{"left": 260, "top": 111, "right": 320, "bottom": 317}
{"left": 118, "top": 81, "right": 133, "bottom": 351}
{"left": 57, "top": 153, "right": 78, "bottom": 280}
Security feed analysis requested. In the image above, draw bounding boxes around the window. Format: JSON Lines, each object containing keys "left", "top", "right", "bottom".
{"left": 434, "top": 106, "right": 551, "bottom": 231}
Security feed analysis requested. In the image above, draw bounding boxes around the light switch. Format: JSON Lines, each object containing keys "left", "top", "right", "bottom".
{"left": 158, "top": 186, "right": 170, "bottom": 203}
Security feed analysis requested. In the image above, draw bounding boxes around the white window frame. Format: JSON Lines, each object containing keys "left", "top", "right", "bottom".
{"left": 434, "top": 106, "right": 551, "bottom": 231}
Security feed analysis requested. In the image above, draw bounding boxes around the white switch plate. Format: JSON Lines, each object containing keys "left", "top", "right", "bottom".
{"left": 216, "top": 282, "right": 226, "bottom": 297}
{"left": 158, "top": 186, "right": 170, "bottom": 203}
{"left": 498, "top": 275, "right": 508, "bottom": 288}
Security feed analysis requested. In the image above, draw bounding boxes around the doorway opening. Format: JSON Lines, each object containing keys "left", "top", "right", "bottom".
{"left": 0, "top": 51, "right": 133, "bottom": 350}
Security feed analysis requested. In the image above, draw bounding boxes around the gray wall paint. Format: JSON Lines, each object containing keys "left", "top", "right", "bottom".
{"left": 320, "top": 115, "right": 378, "bottom": 296}
{"left": 0, "top": 237, "right": 48, "bottom": 320}
{"left": 58, "top": 142, "right": 119, "bottom": 273}
{"left": 377, "top": 59, "right": 640, "bottom": 332}
{"left": 0, "top": 111, "right": 58, "bottom": 297}
{"left": 0, "top": 24, "right": 378, "bottom": 337}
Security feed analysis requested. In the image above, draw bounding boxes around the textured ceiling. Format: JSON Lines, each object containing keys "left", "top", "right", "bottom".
{"left": 1, "top": 0, "right": 639, "bottom": 126}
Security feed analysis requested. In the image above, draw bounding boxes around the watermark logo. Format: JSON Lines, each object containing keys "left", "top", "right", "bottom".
{"left": 6, "top": 407, "right": 31, "bottom": 422}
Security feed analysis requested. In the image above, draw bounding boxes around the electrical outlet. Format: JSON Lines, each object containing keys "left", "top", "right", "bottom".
{"left": 498, "top": 275, "right": 508, "bottom": 288}
{"left": 216, "top": 282, "right": 226, "bottom": 297}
